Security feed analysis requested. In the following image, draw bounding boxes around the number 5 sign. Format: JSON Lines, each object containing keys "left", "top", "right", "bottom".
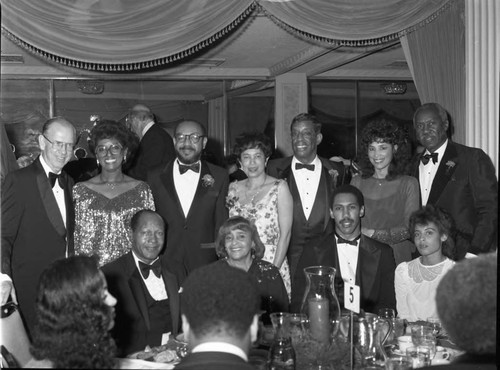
{"left": 344, "top": 283, "right": 360, "bottom": 313}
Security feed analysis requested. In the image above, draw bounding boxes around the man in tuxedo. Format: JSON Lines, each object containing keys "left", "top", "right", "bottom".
{"left": 316, "top": 184, "right": 396, "bottom": 314}
{"left": 176, "top": 263, "right": 259, "bottom": 370}
{"left": 125, "top": 104, "right": 175, "bottom": 181}
{"left": 1, "top": 117, "right": 76, "bottom": 334}
{"left": 411, "top": 103, "right": 497, "bottom": 259}
{"left": 102, "top": 210, "right": 182, "bottom": 356}
{"left": 267, "top": 113, "right": 347, "bottom": 311}
{"left": 147, "top": 120, "right": 228, "bottom": 280}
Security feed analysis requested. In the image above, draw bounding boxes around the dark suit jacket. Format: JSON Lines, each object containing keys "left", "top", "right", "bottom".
{"left": 316, "top": 232, "right": 397, "bottom": 314}
{"left": 147, "top": 160, "right": 228, "bottom": 279}
{"left": 1, "top": 157, "right": 74, "bottom": 333}
{"left": 411, "top": 142, "right": 498, "bottom": 258}
{"left": 174, "top": 351, "right": 255, "bottom": 370}
{"left": 101, "top": 252, "right": 181, "bottom": 356}
{"left": 127, "top": 124, "right": 175, "bottom": 181}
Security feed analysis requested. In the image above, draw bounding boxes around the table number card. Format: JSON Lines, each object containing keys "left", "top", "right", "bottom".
{"left": 344, "top": 282, "right": 360, "bottom": 313}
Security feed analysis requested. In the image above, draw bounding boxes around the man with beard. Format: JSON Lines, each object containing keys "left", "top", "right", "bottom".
{"left": 267, "top": 113, "right": 346, "bottom": 312}
{"left": 316, "top": 184, "right": 396, "bottom": 314}
{"left": 147, "top": 120, "right": 228, "bottom": 282}
{"left": 410, "top": 103, "right": 497, "bottom": 260}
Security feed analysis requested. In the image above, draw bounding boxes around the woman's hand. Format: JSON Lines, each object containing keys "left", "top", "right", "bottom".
{"left": 361, "top": 227, "right": 375, "bottom": 238}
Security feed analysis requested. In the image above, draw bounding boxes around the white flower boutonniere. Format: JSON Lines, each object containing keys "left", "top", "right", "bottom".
{"left": 328, "top": 169, "right": 339, "bottom": 184}
{"left": 202, "top": 174, "right": 215, "bottom": 187}
{"left": 445, "top": 160, "right": 456, "bottom": 175}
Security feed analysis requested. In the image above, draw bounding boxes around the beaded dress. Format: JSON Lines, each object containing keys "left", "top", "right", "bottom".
{"left": 351, "top": 175, "right": 419, "bottom": 264}
{"left": 395, "top": 257, "right": 455, "bottom": 321}
{"left": 227, "top": 179, "right": 291, "bottom": 298}
{"left": 73, "top": 181, "right": 155, "bottom": 266}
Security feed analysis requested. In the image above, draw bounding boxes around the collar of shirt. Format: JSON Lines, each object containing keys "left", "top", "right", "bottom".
{"left": 421, "top": 139, "right": 448, "bottom": 167}
{"left": 191, "top": 342, "right": 248, "bottom": 362}
{"left": 291, "top": 155, "right": 321, "bottom": 174}
{"left": 39, "top": 154, "right": 61, "bottom": 177}
{"left": 174, "top": 159, "right": 202, "bottom": 173}
{"left": 141, "top": 121, "right": 155, "bottom": 138}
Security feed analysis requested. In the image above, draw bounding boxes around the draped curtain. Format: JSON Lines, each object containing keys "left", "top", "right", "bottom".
{"left": 400, "top": 0, "right": 466, "bottom": 143}
{"left": 1, "top": 0, "right": 450, "bottom": 70}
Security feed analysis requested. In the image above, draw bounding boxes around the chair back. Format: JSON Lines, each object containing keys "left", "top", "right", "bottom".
{"left": 0, "top": 302, "right": 32, "bottom": 367}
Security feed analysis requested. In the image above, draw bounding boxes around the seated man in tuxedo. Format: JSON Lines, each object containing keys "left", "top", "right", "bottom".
{"left": 316, "top": 184, "right": 396, "bottom": 314}
{"left": 102, "top": 209, "right": 182, "bottom": 356}
{"left": 175, "top": 263, "right": 260, "bottom": 370}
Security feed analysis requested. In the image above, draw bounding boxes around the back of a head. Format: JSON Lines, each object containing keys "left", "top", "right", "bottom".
{"left": 436, "top": 253, "right": 497, "bottom": 355}
{"left": 181, "top": 263, "right": 260, "bottom": 340}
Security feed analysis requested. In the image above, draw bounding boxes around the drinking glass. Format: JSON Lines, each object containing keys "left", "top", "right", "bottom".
{"left": 426, "top": 317, "right": 442, "bottom": 336}
{"left": 406, "top": 346, "right": 431, "bottom": 368}
{"left": 378, "top": 308, "right": 396, "bottom": 319}
{"left": 410, "top": 324, "right": 434, "bottom": 344}
{"left": 385, "top": 355, "right": 412, "bottom": 370}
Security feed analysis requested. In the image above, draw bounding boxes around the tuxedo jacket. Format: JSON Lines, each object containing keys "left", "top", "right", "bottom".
{"left": 411, "top": 141, "right": 498, "bottom": 258}
{"left": 267, "top": 155, "right": 346, "bottom": 265}
{"left": 101, "top": 252, "right": 181, "bottom": 356}
{"left": 316, "top": 232, "right": 397, "bottom": 314}
{"left": 127, "top": 124, "right": 175, "bottom": 181}
{"left": 1, "top": 157, "right": 74, "bottom": 333}
{"left": 147, "top": 160, "right": 228, "bottom": 279}
{"left": 174, "top": 351, "right": 255, "bottom": 370}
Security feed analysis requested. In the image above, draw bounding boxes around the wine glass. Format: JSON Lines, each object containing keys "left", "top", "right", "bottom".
{"left": 426, "top": 317, "right": 442, "bottom": 337}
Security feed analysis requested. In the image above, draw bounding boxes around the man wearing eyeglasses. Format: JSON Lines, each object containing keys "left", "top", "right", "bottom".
{"left": 125, "top": 104, "right": 175, "bottom": 181}
{"left": 1, "top": 116, "right": 77, "bottom": 335}
{"left": 147, "top": 120, "right": 228, "bottom": 282}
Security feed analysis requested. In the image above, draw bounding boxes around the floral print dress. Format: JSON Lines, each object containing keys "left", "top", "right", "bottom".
{"left": 227, "top": 179, "right": 292, "bottom": 298}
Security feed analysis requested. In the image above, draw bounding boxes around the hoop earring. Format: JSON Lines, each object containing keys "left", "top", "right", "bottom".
{"left": 123, "top": 155, "right": 127, "bottom": 163}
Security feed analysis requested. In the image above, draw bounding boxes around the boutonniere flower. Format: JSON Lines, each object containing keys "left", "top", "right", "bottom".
{"left": 225, "top": 188, "right": 239, "bottom": 208}
{"left": 445, "top": 160, "right": 456, "bottom": 175}
{"left": 328, "top": 169, "right": 339, "bottom": 183}
{"left": 202, "top": 174, "right": 215, "bottom": 187}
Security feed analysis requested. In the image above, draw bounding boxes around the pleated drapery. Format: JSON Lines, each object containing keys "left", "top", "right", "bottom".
{"left": 1, "top": 0, "right": 451, "bottom": 71}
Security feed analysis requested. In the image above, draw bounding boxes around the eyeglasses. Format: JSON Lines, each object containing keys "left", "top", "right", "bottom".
{"left": 43, "top": 135, "right": 75, "bottom": 152}
{"left": 95, "top": 144, "right": 123, "bottom": 156}
{"left": 174, "top": 133, "right": 205, "bottom": 143}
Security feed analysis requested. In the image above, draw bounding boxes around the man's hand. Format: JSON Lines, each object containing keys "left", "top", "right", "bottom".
{"left": 0, "top": 280, "right": 17, "bottom": 305}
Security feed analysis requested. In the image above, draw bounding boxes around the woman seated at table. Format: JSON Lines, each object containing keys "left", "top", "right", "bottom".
{"left": 27, "top": 255, "right": 117, "bottom": 368}
{"left": 214, "top": 216, "right": 289, "bottom": 313}
{"left": 394, "top": 205, "right": 456, "bottom": 321}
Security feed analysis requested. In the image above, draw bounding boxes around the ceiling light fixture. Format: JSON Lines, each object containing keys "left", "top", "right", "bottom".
{"left": 382, "top": 82, "right": 407, "bottom": 95}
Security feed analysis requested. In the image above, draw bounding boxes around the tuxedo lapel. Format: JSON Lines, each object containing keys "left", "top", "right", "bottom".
{"left": 127, "top": 256, "right": 151, "bottom": 330}
{"left": 428, "top": 144, "right": 459, "bottom": 204}
{"left": 61, "top": 171, "right": 75, "bottom": 254}
{"left": 34, "top": 160, "right": 66, "bottom": 237}
{"left": 357, "top": 236, "right": 379, "bottom": 302}
{"left": 160, "top": 161, "right": 185, "bottom": 218}
{"left": 185, "top": 161, "right": 211, "bottom": 220}
{"left": 161, "top": 261, "right": 180, "bottom": 334}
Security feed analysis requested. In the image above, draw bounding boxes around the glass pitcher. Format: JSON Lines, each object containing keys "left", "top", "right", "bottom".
{"left": 267, "top": 312, "right": 296, "bottom": 370}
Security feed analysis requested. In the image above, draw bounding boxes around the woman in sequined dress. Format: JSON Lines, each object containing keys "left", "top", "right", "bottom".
{"left": 394, "top": 205, "right": 456, "bottom": 321}
{"left": 73, "top": 120, "right": 155, "bottom": 266}
{"left": 351, "top": 118, "right": 419, "bottom": 264}
{"left": 226, "top": 132, "right": 293, "bottom": 298}
{"left": 214, "top": 216, "right": 289, "bottom": 313}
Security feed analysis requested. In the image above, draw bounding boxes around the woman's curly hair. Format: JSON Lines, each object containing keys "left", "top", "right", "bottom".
{"left": 215, "top": 216, "right": 266, "bottom": 260}
{"left": 436, "top": 253, "right": 497, "bottom": 355}
{"left": 232, "top": 132, "right": 273, "bottom": 159}
{"left": 358, "top": 118, "right": 412, "bottom": 180}
{"left": 88, "top": 119, "right": 139, "bottom": 171}
{"left": 409, "top": 205, "right": 457, "bottom": 261}
{"left": 30, "top": 256, "right": 117, "bottom": 369}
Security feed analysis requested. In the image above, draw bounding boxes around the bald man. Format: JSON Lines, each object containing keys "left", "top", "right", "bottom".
{"left": 1, "top": 117, "right": 77, "bottom": 334}
{"left": 125, "top": 104, "right": 175, "bottom": 181}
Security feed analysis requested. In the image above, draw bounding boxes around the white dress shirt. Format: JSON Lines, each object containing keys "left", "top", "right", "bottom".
{"left": 291, "top": 156, "right": 322, "bottom": 220}
{"left": 40, "top": 155, "right": 67, "bottom": 228}
{"left": 132, "top": 253, "right": 168, "bottom": 301}
{"left": 419, "top": 140, "right": 448, "bottom": 205}
{"left": 191, "top": 342, "right": 248, "bottom": 362}
{"left": 173, "top": 159, "right": 200, "bottom": 217}
{"left": 336, "top": 238, "right": 360, "bottom": 284}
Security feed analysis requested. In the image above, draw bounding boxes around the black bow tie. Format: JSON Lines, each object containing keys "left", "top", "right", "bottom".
{"left": 336, "top": 234, "right": 360, "bottom": 246}
{"left": 420, "top": 152, "right": 438, "bottom": 165}
{"left": 48, "top": 172, "right": 62, "bottom": 188}
{"left": 139, "top": 260, "right": 162, "bottom": 279}
{"left": 295, "top": 163, "right": 315, "bottom": 171}
{"left": 179, "top": 162, "right": 200, "bottom": 174}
